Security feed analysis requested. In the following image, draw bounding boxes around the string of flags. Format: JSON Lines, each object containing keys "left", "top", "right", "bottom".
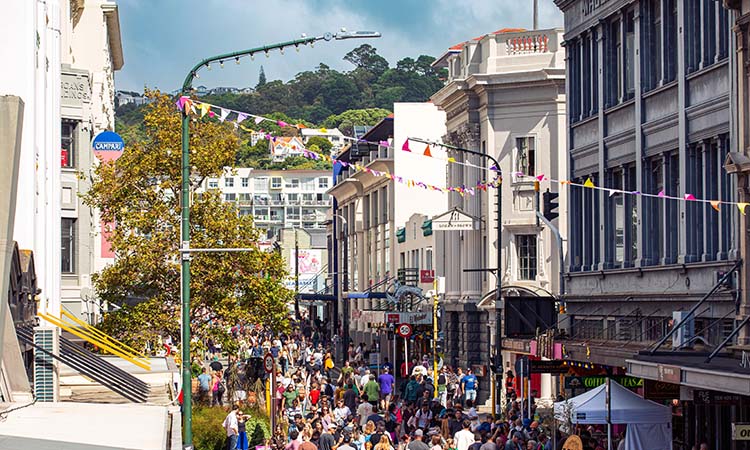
{"left": 402, "top": 137, "right": 750, "bottom": 215}
{"left": 174, "top": 97, "right": 489, "bottom": 172}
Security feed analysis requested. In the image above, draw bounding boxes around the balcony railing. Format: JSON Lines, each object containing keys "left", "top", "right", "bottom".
{"left": 397, "top": 268, "right": 420, "bottom": 287}
{"left": 505, "top": 33, "right": 550, "bottom": 55}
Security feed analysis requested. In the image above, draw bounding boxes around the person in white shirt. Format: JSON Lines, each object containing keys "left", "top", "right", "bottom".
{"left": 357, "top": 395, "right": 374, "bottom": 427}
{"left": 222, "top": 405, "right": 240, "bottom": 450}
{"left": 454, "top": 419, "right": 475, "bottom": 450}
{"left": 333, "top": 399, "right": 351, "bottom": 425}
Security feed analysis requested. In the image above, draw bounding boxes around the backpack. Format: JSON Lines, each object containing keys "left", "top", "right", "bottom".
{"left": 217, "top": 380, "right": 226, "bottom": 396}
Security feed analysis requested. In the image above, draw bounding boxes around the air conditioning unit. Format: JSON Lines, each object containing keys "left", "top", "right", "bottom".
{"left": 672, "top": 311, "right": 695, "bottom": 350}
{"left": 33, "top": 327, "right": 59, "bottom": 402}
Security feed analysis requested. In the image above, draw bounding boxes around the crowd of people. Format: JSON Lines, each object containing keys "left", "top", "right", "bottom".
{"left": 207, "top": 318, "right": 631, "bottom": 450}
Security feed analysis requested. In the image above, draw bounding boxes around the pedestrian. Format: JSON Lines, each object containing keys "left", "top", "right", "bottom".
{"left": 318, "top": 423, "right": 337, "bottom": 450}
{"left": 378, "top": 367, "right": 395, "bottom": 409}
{"left": 503, "top": 433, "right": 523, "bottom": 450}
{"left": 222, "top": 404, "right": 240, "bottom": 450}
{"left": 461, "top": 370, "right": 477, "bottom": 404}
{"left": 197, "top": 367, "right": 211, "bottom": 404}
{"left": 213, "top": 371, "right": 225, "bottom": 406}
{"left": 237, "top": 410, "right": 250, "bottom": 450}
{"left": 374, "top": 434, "right": 395, "bottom": 450}
{"left": 454, "top": 420, "right": 474, "bottom": 450}
{"left": 365, "top": 375, "right": 381, "bottom": 407}
{"left": 407, "top": 429, "right": 430, "bottom": 450}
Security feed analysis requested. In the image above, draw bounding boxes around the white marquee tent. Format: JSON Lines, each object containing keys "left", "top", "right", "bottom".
{"left": 553, "top": 379, "right": 673, "bottom": 450}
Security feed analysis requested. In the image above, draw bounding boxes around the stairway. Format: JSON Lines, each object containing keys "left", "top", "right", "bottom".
{"left": 15, "top": 325, "right": 150, "bottom": 403}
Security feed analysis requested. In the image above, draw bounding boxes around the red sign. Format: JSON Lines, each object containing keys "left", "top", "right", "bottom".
{"left": 420, "top": 270, "right": 435, "bottom": 283}
{"left": 263, "top": 353, "right": 275, "bottom": 373}
{"left": 61, "top": 148, "right": 68, "bottom": 167}
{"left": 397, "top": 323, "right": 413, "bottom": 338}
{"left": 386, "top": 313, "right": 400, "bottom": 323}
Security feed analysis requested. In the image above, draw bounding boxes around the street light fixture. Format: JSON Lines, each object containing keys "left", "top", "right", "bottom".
{"left": 178, "top": 30, "right": 380, "bottom": 449}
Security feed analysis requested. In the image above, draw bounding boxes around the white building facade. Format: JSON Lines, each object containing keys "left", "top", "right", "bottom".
{"left": 329, "top": 103, "right": 447, "bottom": 353}
{"left": 431, "top": 28, "right": 567, "bottom": 404}
{"left": 202, "top": 168, "right": 333, "bottom": 241}
{"left": 60, "top": 0, "right": 124, "bottom": 323}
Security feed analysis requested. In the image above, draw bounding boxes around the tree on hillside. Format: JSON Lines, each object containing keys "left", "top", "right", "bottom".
{"left": 257, "top": 66, "right": 267, "bottom": 88}
{"left": 323, "top": 108, "right": 392, "bottom": 136}
{"left": 344, "top": 44, "right": 389, "bottom": 77}
{"left": 85, "top": 91, "right": 292, "bottom": 353}
{"left": 306, "top": 136, "right": 333, "bottom": 154}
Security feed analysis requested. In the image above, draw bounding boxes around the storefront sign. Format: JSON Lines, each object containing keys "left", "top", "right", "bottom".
{"left": 385, "top": 312, "right": 431, "bottom": 325}
{"left": 695, "top": 390, "right": 743, "bottom": 405}
{"left": 61, "top": 72, "right": 91, "bottom": 107}
{"left": 432, "top": 209, "right": 478, "bottom": 231}
{"left": 644, "top": 379, "right": 680, "bottom": 400}
{"left": 530, "top": 360, "right": 569, "bottom": 374}
{"left": 92, "top": 131, "right": 125, "bottom": 162}
{"left": 732, "top": 423, "right": 750, "bottom": 440}
{"left": 504, "top": 339, "right": 532, "bottom": 354}
{"left": 657, "top": 364, "right": 681, "bottom": 383}
{"left": 420, "top": 270, "right": 435, "bottom": 284}
{"left": 565, "top": 376, "right": 643, "bottom": 390}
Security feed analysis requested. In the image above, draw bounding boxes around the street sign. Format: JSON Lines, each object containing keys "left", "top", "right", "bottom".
{"left": 92, "top": 130, "right": 125, "bottom": 162}
{"left": 397, "top": 323, "right": 413, "bottom": 338}
{"left": 263, "top": 353, "right": 275, "bottom": 373}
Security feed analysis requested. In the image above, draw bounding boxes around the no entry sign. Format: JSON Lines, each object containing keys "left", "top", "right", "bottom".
{"left": 263, "top": 353, "right": 275, "bottom": 373}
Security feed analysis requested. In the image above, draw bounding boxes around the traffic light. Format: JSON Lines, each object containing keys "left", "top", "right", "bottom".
{"left": 542, "top": 189, "right": 559, "bottom": 222}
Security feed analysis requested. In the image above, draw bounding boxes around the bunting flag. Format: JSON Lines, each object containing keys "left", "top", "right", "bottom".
{"left": 200, "top": 103, "right": 211, "bottom": 118}
{"left": 176, "top": 98, "right": 750, "bottom": 213}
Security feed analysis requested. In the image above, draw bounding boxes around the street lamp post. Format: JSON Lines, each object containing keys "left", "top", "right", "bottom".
{"left": 331, "top": 213, "right": 348, "bottom": 361}
{"left": 408, "top": 136, "right": 504, "bottom": 413}
{"left": 179, "top": 30, "right": 379, "bottom": 449}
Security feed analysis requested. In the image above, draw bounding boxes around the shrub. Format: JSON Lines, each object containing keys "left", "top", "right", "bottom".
{"left": 192, "top": 405, "right": 271, "bottom": 450}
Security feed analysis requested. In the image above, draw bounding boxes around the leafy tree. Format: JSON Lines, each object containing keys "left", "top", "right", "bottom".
{"left": 306, "top": 136, "right": 333, "bottom": 154}
{"left": 257, "top": 65, "right": 267, "bottom": 88}
{"left": 344, "top": 44, "right": 389, "bottom": 77}
{"left": 86, "top": 91, "right": 292, "bottom": 353}
{"left": 323, "top": 108, "right": 392, "bottom": 136}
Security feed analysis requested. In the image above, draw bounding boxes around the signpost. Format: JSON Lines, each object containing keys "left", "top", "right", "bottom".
{"left": 398, "top": 323, "right": 412, "bottom": 376}
{"left": 92, "top": 130, "right": 125, "bottom": 162}
{"left": 264, "top": 353, "right": 275, "bottom": 433}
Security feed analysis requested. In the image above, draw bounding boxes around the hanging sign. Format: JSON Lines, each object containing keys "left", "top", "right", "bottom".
{"left": 92, "top": 131, "right": 125, "bottom": 162}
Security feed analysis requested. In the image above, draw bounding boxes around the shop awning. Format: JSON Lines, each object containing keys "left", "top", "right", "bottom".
{"left": 396, "top": 227, "right": 406, "bottom": 243}
{"left": 421, "top": 219, "right": 432, "bottom": 236}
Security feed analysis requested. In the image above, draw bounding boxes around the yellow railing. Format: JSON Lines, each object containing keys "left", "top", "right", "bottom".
{"left": 60, "top": 310, "right": 148, "bottom": 360}
{"left": 37, "top": 312, "right": 151, "bottom": 371}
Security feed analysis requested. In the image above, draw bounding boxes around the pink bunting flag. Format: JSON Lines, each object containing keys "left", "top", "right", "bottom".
{"left": 684, "top": 193, "right": 696, "bottom": 201}
{"left": 175, "top": 96, "right": 188, "bottom": 111}
{"left": 208, "top": 110, "right": 216, "bottom": 118}
{"left": 535, "top": 174, "right": 545, "bottom": 182}
{"left": 658, "top": 190, "right": 666, "bottom": 198}
{"left": 402, "top": 140, "right": 411, "bottom": 152}
{"left": 277, "top": 120, "right": 288, "bottom": 127}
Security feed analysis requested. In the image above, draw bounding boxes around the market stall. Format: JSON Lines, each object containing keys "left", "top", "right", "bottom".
{"left": 554, "top": 379, "right": 673, "bottom": 450}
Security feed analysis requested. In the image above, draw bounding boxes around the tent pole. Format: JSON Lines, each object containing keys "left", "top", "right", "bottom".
{"left": 606, "top": 377, "right": 612, "bottom": 450}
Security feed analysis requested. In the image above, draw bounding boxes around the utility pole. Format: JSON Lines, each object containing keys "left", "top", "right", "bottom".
{"left": 432, "top": 278, "right": 439, "bottom": 398}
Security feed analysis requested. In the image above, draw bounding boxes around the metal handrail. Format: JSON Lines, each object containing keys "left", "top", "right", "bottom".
{"left": 61, "top": 310, "right": 148, "bottom": 359}
{"left": 38, "top": 313, "right": 151, "bottom": 370}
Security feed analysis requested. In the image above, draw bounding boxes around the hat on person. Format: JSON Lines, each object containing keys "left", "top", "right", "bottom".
{"left": 414, "top": 429, "right": 423, "bottom": 437}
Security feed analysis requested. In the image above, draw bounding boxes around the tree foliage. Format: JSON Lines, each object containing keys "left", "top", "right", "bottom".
{"left": 86, "top": 91, "right": 292, "bottom": 353}
{"left": 322, "top": 108, "right": 392, "bottom": 136}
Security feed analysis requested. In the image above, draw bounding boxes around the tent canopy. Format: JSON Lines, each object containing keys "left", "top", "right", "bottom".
{"left": 554, "top": 379, "right": 672, "bottom": 425}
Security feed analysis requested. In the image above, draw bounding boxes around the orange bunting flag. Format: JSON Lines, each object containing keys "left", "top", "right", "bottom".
{"left": 710, "top": 201, "right": 720, "bottom": 212}
{"left": 583, "top": 178, "right": 595, "bottom": 188}
{"left": 560, "top": 180, "right": 570, "bottom": 185}
{"left": 424, "top": 145, "right": 432, "bottom": 157}
{"left": 739, "top": 203, "right": 749, "bottom": 215}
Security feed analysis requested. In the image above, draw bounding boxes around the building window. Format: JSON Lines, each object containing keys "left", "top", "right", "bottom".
{"left": 241, "top": 177, "right": 249, "bottom": 187}
{"left": 664, "top": 0, "right": 678, "bottom": 82}
{"left": 515, "top": 137, "right": 536, "bottom": 177}
{"left": 285, "top": 178, "right": 300, "bottom": 189}
{"left": 61, "top": 121, "right": 76, "bottom": 168}
{"left": 225, "top": 193, "right": 236, "bottom": 201}
{"left": 270, "top": 177, "right": 282, "bottom": 189}
{"left": 624, "top": 10, "right": 635, "bottom": 98}
{"left": 208, "top": 179, "right": 219, "bottom": 189}
{"left": 61, "top": 218, "right": 76, "bottom": 274}
{"left": 318, "top": 178, "right": 329, "bottom": 189}
{"left": 425, "top": 248, "right": 433, "bottom": 271}
{"left": 225, "top": 177, "right": 234, "bottom": 188}
{"left": 517, "top": 234, "right": 537, "bottom": 280}
{"left": 646, "top": 157, "right": 664, "bottom": 264}
{"left": 642, "top": 0, "right": 663, "bottom": 91}
{"left": 255, "top": 177, "right": 269, "bottom": 191}
{"left": 288, "top": 193, "right": 299, "bottom": 204}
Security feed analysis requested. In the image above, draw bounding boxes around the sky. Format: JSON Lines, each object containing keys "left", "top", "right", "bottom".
{"left": 116, "top": 0, "right": 563, "bottom": 93}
